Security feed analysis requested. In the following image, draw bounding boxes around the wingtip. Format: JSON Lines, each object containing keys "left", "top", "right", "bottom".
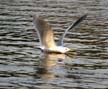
{"left": 33, "top": 15, "right": 46, "bottom": 27}
{"left": 33, "top": 15, "right": 43, "bottom": 21}
{"left": 83, "top": 13, "right": 88, "bottom": 18}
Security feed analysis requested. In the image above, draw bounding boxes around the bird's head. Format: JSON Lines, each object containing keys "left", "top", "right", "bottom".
{"left": 56, "top": 46, "right": 70, "bottom": 53}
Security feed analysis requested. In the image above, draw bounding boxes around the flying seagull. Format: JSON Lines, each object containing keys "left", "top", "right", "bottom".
{"left": 33, "top": 14, "right": 87, "bottom": 53}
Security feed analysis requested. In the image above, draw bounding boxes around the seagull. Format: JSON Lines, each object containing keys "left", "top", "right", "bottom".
{"left": 33, "top": 14, "right": 87, "bottom": 53}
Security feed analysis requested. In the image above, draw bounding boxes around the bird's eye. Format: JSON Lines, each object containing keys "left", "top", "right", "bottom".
{"left": 66, "top": 48, "right": 69, "bottom": 50}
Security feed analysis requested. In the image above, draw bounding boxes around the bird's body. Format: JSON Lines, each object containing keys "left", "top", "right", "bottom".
{"left": 33, "top": 14, "right": 87, "bottom": 53}
{"left": 39, "top": 46, "right": 70, "bottom": 53}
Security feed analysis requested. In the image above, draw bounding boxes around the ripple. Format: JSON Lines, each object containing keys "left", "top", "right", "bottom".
{"left": 0, "top": 0, "right": 108, "bottom": 89}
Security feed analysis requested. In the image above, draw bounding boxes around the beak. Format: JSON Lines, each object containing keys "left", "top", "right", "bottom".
{"left": 68, "top": 48, "right": 76, "bottom": 53}
{"left": 65, "top": 48, "right": 75, "bottom": 57}
{"left": 69, "top": 48, "right": 75, "bottom": 51}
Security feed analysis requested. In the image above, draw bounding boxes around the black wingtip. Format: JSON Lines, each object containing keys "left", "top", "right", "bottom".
{"left": 70, "top": 13, "right": 87, "bottom": 29}
{"left": 57, "top": 14, "right": 88, "bottom": 46}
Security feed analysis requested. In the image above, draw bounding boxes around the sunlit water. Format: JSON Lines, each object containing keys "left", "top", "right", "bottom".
{"left": 0, "top": 0, "right": 108, "bottom": 89}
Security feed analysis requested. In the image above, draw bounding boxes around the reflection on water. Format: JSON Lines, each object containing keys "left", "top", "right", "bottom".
{"left": 0, "top": 0, "right": 108, "bottom": 89}
{"left": 35, "top": 53, "right": 72, "bottom": 79}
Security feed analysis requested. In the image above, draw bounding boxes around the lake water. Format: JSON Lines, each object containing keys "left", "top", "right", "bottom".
{"left": 0, "top": 0, "right": 108, "bottom": 89}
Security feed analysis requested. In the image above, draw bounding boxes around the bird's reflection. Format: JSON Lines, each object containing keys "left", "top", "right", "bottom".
{"left": 35, "top": 53, "right": 73, "bottom": 79}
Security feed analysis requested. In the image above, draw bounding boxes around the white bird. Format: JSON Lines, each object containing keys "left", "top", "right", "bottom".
{"left": 33, "top": 14, "right": 87, "bottom": 53}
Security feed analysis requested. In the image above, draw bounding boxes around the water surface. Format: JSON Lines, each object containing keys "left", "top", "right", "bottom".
{"left": 0, "top": 0, "right": 108, "bottom": 89}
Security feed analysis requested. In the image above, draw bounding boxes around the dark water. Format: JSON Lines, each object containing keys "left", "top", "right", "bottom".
{"left": 0, "top": 0, "right": 108, "bottom": 89}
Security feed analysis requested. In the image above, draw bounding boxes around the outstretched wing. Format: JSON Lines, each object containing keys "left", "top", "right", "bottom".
{"left": 33, "top": 16, "right": 56, "bottom": 48}
{"left": 57, "top": 14, "right": 87, "bottom": 46}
